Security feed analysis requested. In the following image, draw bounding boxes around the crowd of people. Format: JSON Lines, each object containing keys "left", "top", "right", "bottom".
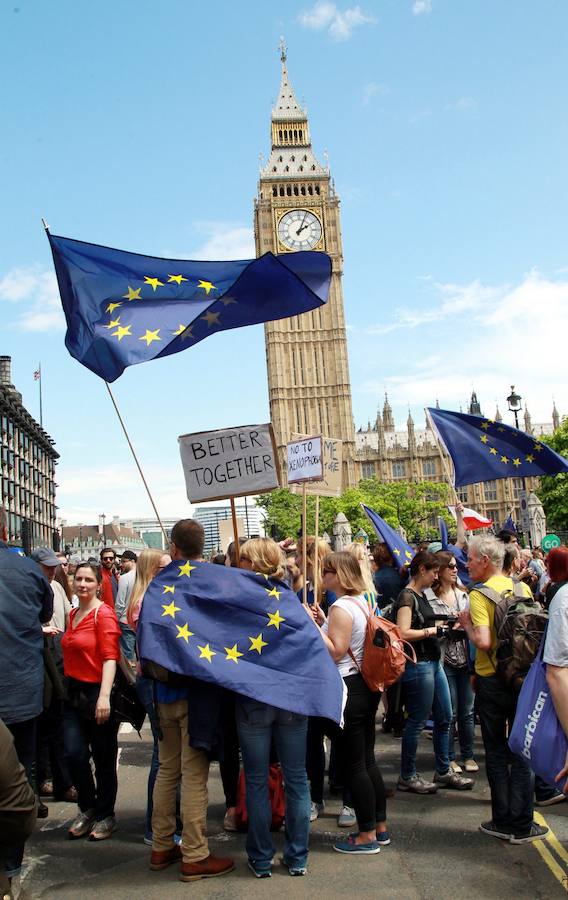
{"left": 1, "top": 502, "right": 567, "bottom": 893}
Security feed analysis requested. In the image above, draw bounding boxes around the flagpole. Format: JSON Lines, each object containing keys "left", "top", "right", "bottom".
{"left": 38, "top": 363, "right": 43, "bottom": 427}
{"left": 230, "top": 497, "right": 241, "bottom": 566}
{"left": 312, "top": 494, "right": 320, "bottom": 608}
{"left": 302, "top": 481, "right": 308, "bottom": 607}
{"left": 104, "top": 381, "right": 169, "bottom": 546}
{"left": 425, "top": 408, "right": 460, "bottom": 505}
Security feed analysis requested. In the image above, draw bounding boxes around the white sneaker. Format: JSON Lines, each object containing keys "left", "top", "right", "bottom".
{"left": 337, "top": 806, "right": 356, "bottom": 827}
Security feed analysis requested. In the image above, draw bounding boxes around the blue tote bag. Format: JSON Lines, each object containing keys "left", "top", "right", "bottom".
{"left": 509, "top": 628, "right": 568, "bottom": 788}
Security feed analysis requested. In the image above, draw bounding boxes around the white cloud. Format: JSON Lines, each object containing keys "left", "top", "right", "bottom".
{"left": 298, "top": 2, "right": 376, "bottom": 41}
{"left": 361, "top": 81, "right": 389, "bottom": 106}
{"left": 0, "top": 266, "right": 65, "bottom": 332}
{"left": 189, "top": 222, "right": 255, "bottom": 261}
{"left": 413, "top": 0, "right": 432, "bottom": 14}
{"left": 362, "top": 270, "right": 568, "bottom": 422}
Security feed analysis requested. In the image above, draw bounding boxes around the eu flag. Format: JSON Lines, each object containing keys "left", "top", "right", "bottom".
{"left": 361, "top": 504, "right": 415, "bottom": 565}
{"left": 428, "top": 407, "right": 568, "bottom": 487}
{"left": 137, "top": 560, "right": 345, "bottom": 724}
{"left": 47, "top": 233, "right": 332, "bottom": 382}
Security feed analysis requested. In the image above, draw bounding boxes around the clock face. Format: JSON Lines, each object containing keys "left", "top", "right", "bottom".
{"left": 277, "top": 209, "right": 322, "bottom": 251}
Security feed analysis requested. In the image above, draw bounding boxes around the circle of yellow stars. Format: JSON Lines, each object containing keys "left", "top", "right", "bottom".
{"left": 156, "top": 563, "right": 288, "bottom": 665}
{"left": 478, "top": 419, "right": 545, "bottom": 469}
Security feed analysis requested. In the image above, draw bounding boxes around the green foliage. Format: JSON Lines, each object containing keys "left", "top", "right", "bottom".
{"left": 256, "top": 478, "right": 452, "bottom": 542}
{"left": 538, "top": 419, "right": 568, "bottom": 529}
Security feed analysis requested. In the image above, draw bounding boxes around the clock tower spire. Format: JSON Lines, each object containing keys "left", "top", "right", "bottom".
{"left": 254, "top": 45, "right": 356, "bottom": 486}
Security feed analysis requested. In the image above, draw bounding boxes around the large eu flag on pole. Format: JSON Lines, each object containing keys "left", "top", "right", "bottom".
{"left": 137, "top": 560, "right": 345, "bottom": 724}
{"left": 428, "top": 407, "right": 568, "bottom": 487}
{"left": 47, "top": 233, "right": 332, "bottom": 382}
{"left": 361, "top": 504, "right": 415, "bottom": 565}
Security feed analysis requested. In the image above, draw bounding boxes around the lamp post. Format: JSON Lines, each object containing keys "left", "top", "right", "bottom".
{"left": 506, "top": 385, "right": 522, "bottom": 430}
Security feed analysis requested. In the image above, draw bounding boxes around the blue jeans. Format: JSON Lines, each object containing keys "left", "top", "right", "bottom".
{"left": 477, "top": 674, "right": 534, "bottom": 835}
{"left": 136, "top": 676, "right": 181, "bottom": 840}
{"left": 236, "top": 697, "right": 310, "bottom": 871}
{"left": 444, "top": 664, "right": 475, "bottom": 762}
{"left": 120, "top": 624, "right": 137, "bottom": 662}
{"left": 401, "top": 660, "right": 452, "bottom": 779}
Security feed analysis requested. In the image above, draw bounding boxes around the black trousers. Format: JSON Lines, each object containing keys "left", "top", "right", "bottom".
{"left": 63, "top": 681, "right": 119, "bottom": 821}
{"left": 342, "top": 674, "right": 386, "bottom": 832}
{"left": 37, "top": 698, "right": 72, "bottom": 795}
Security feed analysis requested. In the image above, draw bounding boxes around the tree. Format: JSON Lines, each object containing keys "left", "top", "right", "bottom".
{"left": 256, "top": 478, "right": 452, "bottom": 543}
{"left": 538, "top": 419, "right": 568, "bottom": 529}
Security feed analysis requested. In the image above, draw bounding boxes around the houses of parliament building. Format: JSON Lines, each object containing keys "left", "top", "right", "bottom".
{"left": 257, "top": 46, "right": 560, "bottom": 529}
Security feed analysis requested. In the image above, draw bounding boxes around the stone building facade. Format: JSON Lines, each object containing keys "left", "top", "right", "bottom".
{"left": 255, "top": 43, "right": 356, "bottom": 486}
{"left": 0, "top": 356, "right": 59, "bottom": 548}
{"left": 356, "top": 392, "right": 560, "bottom": 529}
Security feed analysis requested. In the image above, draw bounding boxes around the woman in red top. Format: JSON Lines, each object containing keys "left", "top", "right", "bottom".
{"left": 62, "top": 562, "right": 121, "bottom": 841}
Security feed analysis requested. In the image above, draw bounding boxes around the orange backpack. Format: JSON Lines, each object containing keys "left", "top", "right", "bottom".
{"left": 346, "top": 596, "right": 416, "bottom": 691}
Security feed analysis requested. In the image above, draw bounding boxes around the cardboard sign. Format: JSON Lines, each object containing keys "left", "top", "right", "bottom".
{"left": 219, "top": 517, "right": 245, "bottom": 553}
{"left": 286, "top": 435, "right": 323, "bottom": 484}
{"left": 289, "top": 434, "right": 343, "bottom": 497}
{"left": 179, "top": 424, "right": 280, "bottom": 503}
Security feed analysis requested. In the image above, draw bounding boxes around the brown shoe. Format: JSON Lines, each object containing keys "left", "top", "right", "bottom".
{"left": 180, "top": 854, "right": 235, "bottom": 882}
{"left": 150, "top": 844, "right": 182, "bottom": 871}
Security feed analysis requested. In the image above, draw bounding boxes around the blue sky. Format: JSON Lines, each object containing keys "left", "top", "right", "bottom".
{"left": 1, "top": 0, "right": 567, "bottom": 522}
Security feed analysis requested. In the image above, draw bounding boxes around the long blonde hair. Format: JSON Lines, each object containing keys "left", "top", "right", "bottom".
{"left": 297, "top": 536, "right": 329, "bottom": 604}
{"left": 240, "top": 538, "right": 286, "bottom": 580}
{"left": 324, "top": 551, "right": 367, "bottom": 596}
{"left": 345, "top": 542, "right": 375, "bottom": 594}
{"left": 127, "top": 548, "right": 163, "bottom": 628}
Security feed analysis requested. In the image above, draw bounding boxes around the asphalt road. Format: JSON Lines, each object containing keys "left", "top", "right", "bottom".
{"left": 15, "top": 719, "right": 568, "bottom": 899}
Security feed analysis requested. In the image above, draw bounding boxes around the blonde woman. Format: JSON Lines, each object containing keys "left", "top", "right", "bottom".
{"left": 296, "top": 537, "right": 335, "bottom": 612}
{"left": 317, "top": 551, "right": 389, "bottom": 855}
{"left": 345, "top": 543, "right": 378, "bottom": 613}
{"left": 238, "top": 538, "right": 311, "bottom": 878}
{"left": 126, "top": 548, "right": 178, "bottom": 846}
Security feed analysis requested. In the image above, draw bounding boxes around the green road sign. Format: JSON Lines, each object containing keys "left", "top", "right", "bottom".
{"left": 541, "top": 534, "right": 561, "bottom": 551}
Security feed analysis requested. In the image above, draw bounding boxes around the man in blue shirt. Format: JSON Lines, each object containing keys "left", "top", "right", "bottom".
{"left": 0, "top": 506, "right": 53, "bottom": 882}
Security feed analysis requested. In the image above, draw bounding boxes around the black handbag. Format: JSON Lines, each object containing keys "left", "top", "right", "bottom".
{"left": 110, "top": 653, "right": 146, "bottom": 733}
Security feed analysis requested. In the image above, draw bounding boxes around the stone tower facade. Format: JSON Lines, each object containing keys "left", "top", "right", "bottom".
{"left": 254, "top": 44, "right": 356, "bottom": 486}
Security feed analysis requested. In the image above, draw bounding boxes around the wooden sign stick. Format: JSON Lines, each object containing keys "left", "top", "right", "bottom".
{"left": 230, "top": 497, "right": 241, "bottom": 567}
{"left": 313, "top": 494, "right": 320, "bottom": 608}
{"left": 302, "top": 481, "right": 308, "bottom": 606}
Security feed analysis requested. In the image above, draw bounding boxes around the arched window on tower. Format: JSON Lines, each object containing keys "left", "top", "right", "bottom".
{"left": 285, "top": 165, "right": 289, "bottom": 172}
{"left": 278, "top": 155, "right": 283, "bottom": 162}
{"left": 294, "top": 129, "right": 298, "bottom": 141}
{"left": 299, "top": 130, "right": 303, "bottom": 141}
{"left": 279, "top": 130, "right": 283, "bottom": 142}
{"left": 315, "top": 185, "right": 320, "bottom": 195}
{"left": 279, "top": 187, "right": 284, "bottom": 197}
{"left": 308, "top": 185, "right": 313, "bottom": 195}
{"left": 301, "top": 186, "right": 306, "bottom": 195}
{"left": 293, "top": 185, "right": 298, "bottom": 196}
{"left": 290, "top": 155, "right": 295, "bottom": 162}
{"left": 272, "top": 186, "right": 277, "bottom": 197}
{"left": 299, "top": 165, "right": 303, "bottom": 172}
{"left": 286, "top": 186, "right": 291, "bottom": 196}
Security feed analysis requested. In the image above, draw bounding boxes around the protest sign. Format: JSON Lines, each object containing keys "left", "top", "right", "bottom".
{"left": 179, "top": 424, "right": 280, "bottom": 503}
{"left": 289, "top": 434, "right": 343, "bottom": 497}
{"left": 219, "top": 517, "right": 245, "bottom": 553}
{"left": 286, "top": 435, "right": 323, "bottom": 484}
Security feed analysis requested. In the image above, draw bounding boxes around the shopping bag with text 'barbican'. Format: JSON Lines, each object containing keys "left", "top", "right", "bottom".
{"left": 509, "top": 630, "right": 568, "bottom": 788}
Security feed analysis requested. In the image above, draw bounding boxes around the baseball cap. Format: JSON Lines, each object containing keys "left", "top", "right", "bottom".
{"left": 31, "top": 547, "right": 62, "bottom": 567}
{"left": 427, "top": 541, "right": 443, "bottom": 554}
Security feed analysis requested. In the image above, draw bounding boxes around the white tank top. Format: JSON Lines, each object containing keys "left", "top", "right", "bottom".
{"left": 322, "top": 594, "right": 368, "bottom": 677}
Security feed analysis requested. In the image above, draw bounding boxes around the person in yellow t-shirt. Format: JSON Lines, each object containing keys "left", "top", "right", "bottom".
{"left": 458, "top": 535, "right": 547, "bottom": 845}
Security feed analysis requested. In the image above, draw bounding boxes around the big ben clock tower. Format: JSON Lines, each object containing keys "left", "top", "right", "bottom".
{"left": 254, "top": 43, "right": 356, "bottom": 486}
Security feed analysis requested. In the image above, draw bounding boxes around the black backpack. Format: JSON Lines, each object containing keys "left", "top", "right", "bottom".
{"left": 471, "top": 581, "right": 548, "bottom": 691}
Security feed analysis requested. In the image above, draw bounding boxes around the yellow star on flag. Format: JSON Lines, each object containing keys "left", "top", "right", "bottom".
{"left": 497, "top": 427, "right": 506, "bottom": 432}
{"left": 533, "top": 443, "right": 543, "bottom": 453}
{"left": 180, "top": 326, "right": 194, "bottom": 342}
{"left": 256, "top": 572, "right": 270, "bottom": 581}
{"left": 525, "top": 454, "right": 535, "bottom": 463}
{"left": 106, "top": 302, "right": 122, "bottom": 314}
{"left": 201, "top": 311, "right": 220, "bottom": 326}
{"left": 139, "top": 328, "right": 161, "bottom": 346}
{"left": 123, "top": 286, "right": 142, "bottom": 301}
{"left": 501, "top": 455, "right": 509, "bottom": 464}
{"left": 249, "top": 633, "right": 268, "bottom": 654}
{"left": 172, "top": 324, "right": 188, "bottom": 336}
{"left": 111, "top": 324, "right": 132, "bottom": 341}
{"left": 480, "top": 422, "right": 491, "bottom": 430}
{"left": 104, "top": 317, "right": 121, "bottom": 329}
{"left": 489, "top": 447, "right": 498, "bottom": 455}
{"left": 198, "top": 643, "right": 216, "bottom": 663}
{"left": 168, "top": 274, "right": 188, "bottom": 284}
{"left": 267, "top": 610, "right": 285, "bottom": 630}
{"left": 480, "top": 434, "right": 489, "bottom": 444}
{"left": 513, "top": 458, "right": 521, "bottom": 467}
{"left": 393, "top": 548, "right": 401, "bottom": 556}
{"left": 144, "top": 276, "right": 164, "bottom": 292}
{"left": 405, "top": 551, "right": 413, "bottom": 559}
{"left": 176, "top": 622, "right": 193, "bottom": 643}
{"left": 220, "top": 295, "right": 237, "bottom": 305}
{"left": 178, "top": 561, "right": 196, "bottom": 578}
{"left": 197, "top": 279, "right": 216, "bottom": 295}
{"left": 163, "top": 585, "right": 175, "bottom": 594}
{"left": 265, "top": 587, "right": 281, "bottom": 600}
{"left": 162, "top": 600, "right": 181, "bottom": 618}
{"left": 224, "top": 644, "right": 243, "bottom": 663}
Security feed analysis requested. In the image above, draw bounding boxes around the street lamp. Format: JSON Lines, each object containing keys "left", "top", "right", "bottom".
{"left": 506, "top": 385, "right": 522, "bottom": 430}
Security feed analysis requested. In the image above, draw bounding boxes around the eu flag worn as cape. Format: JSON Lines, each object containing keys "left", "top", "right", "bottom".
{"left": 47, "top": 233, "right": 332, "bottom": 382}
{"left": 428, "top": 407, "right": 568, "bottom": 487}
{"left": 137, "top": 560, "right": 345, "bottom": 724}
{"left": 362, "top": 504, "right": 415, "bottom": 565}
